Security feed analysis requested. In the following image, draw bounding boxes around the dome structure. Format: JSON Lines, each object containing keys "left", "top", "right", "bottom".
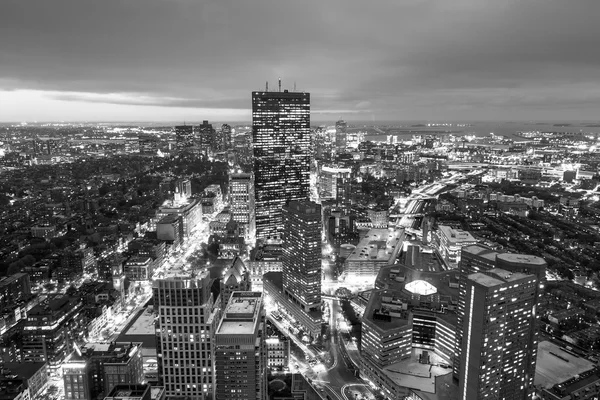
{"left": 405, "top": 280, "right": 437, "bottom": 296}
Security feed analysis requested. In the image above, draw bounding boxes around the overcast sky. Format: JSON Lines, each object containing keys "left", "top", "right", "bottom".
{"left": 2, "top": 0, "right": 600, "bottom": 123}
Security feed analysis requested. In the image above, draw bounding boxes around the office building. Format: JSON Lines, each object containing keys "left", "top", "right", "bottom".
{"left": 265, "top": 337, "right": 290, "bottom": 370}
{"left": 252, "top": 87, "right": 311, "bottom": 241}
{"left": 229, "top": 173, "right": 256, "bottom": 242}
{"left": 248, "top": 245, "right": 283, "bottom": 292}
{"left": 433, "top": 225, "right": 477, "bottom": 268}
{"left": 139, "top": 134, "right": 160, "bottom": 155}
{"left": 454, "top": 245, "right": 546, "bottom": 381}
{"left": 197, "top": 120, "right": 216, "bottom": 155}
{"left": 335, "top": 119, "right": 347, "bottom": 154}
{"left": 104, "top": 384, "right": 166, "bottom": 400}
{"left": 63, "top": 342, "right": 144, "bottom": 400}
{"left": 318, "top": 165, "right": 351, "bottom": 200}
{"left": 156, "top": 215, "right": 184, "bottom": 247}
{"left": 214, "top": 292, "right": 266, "bottom": 400}
{"left": 217, "top": 124, "right": 232, "bottom": 151}
{"left": 282, "top": 200, "right": 321, "bottom": 313}
{"left": 124, "top": 257, "right": 154, "bottom": 282}
{"left": 459, "top": 269, "right": 539, "bottom": 399}
{"left": 157, "top": 197, "right": 202, "bottom": 239}
{"left": 22, "top": 296, "right": 84, "bottom": 371}
{"left": 153, "top": 270, "right": 219, "bottom": 400}
{"left": 0, "top": 273, "right": 31, "bottom": 311}
{"left": 175, "top": 125, "right": 194, "bottom": 152}
{"left": 0, "top": 363, "right": 48, "bottom": 400}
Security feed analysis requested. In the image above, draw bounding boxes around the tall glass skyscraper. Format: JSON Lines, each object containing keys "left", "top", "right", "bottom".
{"left": 252, "top": 89, "right": 310, "bottom": 241}
{"left": 282, "top": 200, "right": 321, "bottom": 312}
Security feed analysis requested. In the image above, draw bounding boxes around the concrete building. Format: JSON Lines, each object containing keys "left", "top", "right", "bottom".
{"left": 343, "top": 228, "right": 404, "bottom": 284}
{"left": 214, "top": 292, "right": 267, "bottom": 400}
{"left": 104, "top": 384, "right": 166, "bottom": 400}
{"left": 22, "top": 296, "right": 84, "bottom": 371}
{"left": 157, "top": 197, "right": 202, "bottom": 239}
{"left": 229, "top": 173, "right": 255, "bottom": 242}
{"left": 454, "top": 245, "right": 547, "bottom": 381}
{"left": 63, "top": 342, "right": 144, "bottom": 400}
{"left": 433, "top": 226, "right": 477, "bottom": 268}
{"left": 153, "top": 270, "right": 219, "bottom": 400}
{"left": 247, "top": 245, "right": 283, "bottom": 292}
{"left": 220, "top": 257, "right": 250, "bottom": 311}
{"left": 265, "top": 337, "right": 290, "bottom": 370}
{"left": 459, "top": 269, "right": 539, "bottom": 400}
{"left": 156, "top": 215, "right": 184, "bottom": 247}
{"left": 124, "top": 257, "right": 154, "bottom": 282}
{"left": 0, "top": 273, "right": 31, "bottom": 311}
{"left": 282, "top": 201, "right": 322, "bottom": 314}
{"left": 0, "top": 363, "right": 48, "bottom": 400}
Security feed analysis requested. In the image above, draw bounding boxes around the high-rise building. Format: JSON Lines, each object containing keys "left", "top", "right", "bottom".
{"left": 229, "top": 173, "right": 256, "bottom": 242}
{"left": 282, "top": 200, "right": 321, "bottom": 313}
{"left": 153, "top": 271, "right": 219, "bottom": 400}
{"left": 138, "top": 134, "right": 160, "bottom": 155}
{"left": 214, "top": 291, "right": 266, "bottom": 400}
{"left": 454, "top": 245, "right": 546, "bottom": 382}
{"left": 335, "top": 119, "right": 347, "bottom": 154}
{"left": 175, "top": 125, "right": 194, "bottom": 151}
{"left": 252, "top": 88, "right": 310, "bottom": 241}
{"left": 459, "top": 269, "right": 539, "bottom": 399}
{"left": 197, "top": 120, "right": 216, "bottom": 155}
{"left": 218, "top": 124, "right": 232, "bottom": 151}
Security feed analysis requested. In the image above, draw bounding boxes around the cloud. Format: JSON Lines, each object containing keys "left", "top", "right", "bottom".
{"left": 1, "top": 0, "right": 600, "bottom": 121}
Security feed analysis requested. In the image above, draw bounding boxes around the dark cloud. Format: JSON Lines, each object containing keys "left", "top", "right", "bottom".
{"left": 1, "top": 0, "right": 600, "bottom": 121}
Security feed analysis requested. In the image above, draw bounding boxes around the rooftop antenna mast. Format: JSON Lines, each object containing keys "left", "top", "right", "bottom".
{"left": 266, "top": 81, "right": 268, "bottom": 91}
{"left": 278, "top": 77, "right": 281, "bottom": 92}
{"left": 293, "top": 81, "right": 296, "bottom": 92}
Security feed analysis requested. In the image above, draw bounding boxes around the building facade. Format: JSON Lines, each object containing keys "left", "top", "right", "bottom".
{"left": 252, "top": 89, "right": 310, "bottom": 241}
{"left": 214, "top": 292, "right": 267, "bottom": 400}
{"left": 282, "top": 200, "right": 321, "bottom": 313}
{"left": 459, "top": 269, "right": 539, "bottom": 399}
{"left": 153, "top": 271, "right": 219, "bottom": 400}
{"left": 229, "top": 173, "right": 256, "bottom": 242}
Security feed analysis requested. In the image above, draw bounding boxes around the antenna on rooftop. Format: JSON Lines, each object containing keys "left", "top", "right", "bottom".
{"left": 266, "top": 81, "right": 268, "bottom": 91}
{"left": 278, "top": 77, "right": 281, "bottom": 92}
{"left": 293, "top": 81, "right": 296, "bottom": 92}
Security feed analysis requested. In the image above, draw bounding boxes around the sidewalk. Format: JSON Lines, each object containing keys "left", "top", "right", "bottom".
{"left": 341, "top": 337, "right": 362, "bottom": 368}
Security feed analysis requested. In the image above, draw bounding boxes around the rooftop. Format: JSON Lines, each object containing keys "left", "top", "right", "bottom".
{"left": 217, "top": 292, "right": 262, "bottom": 335}
{"left": 347, "top": 228, "right": 404, "bottom": 263}
{"left": 535, "top": 340, "right": 595, "bottom": 389}
{"left": 379, "top": 349, "right": 453, "bottom": 394}
{"left": 437, "top": 225, "right": 476, "bottom": 244}
{"left": 496, "top": 252, "right": 547, "bottom": 266}
{"left": 468, "top": 268, "right": 533, "bottom": 287}
{"left": 1, "top": 363, "right": 46, "bottom": 380}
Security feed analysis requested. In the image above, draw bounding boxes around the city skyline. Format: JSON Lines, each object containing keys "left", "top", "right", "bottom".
{"left": 3, "top": 1, "right": 600, "bottom": 122}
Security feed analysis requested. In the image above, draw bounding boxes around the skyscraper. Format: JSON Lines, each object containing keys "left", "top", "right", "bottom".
{"left": 459, "top": 269, "right": 539, "bottom": 399}
{"left": 197, "top": 120, "right": 216, "bottom": 155}
{"left": 175, "top": 125, "right": 194, "bottom": 151}
{"left": 335, "top": 119, "right": 347, "bottom": 154}
{"left": 282, "top": 200, "right": 321, "bottom": 313}
{"left": 252, "top": 88, "right": 310, "bottom": 241}
{"left": 454, "top": 245, "right": 546, "bottom": 381}
{"left": 229, "top": 173, "right": 256, "bottom": 242}
{"left": 153, "top": 271, "right": 219, "bottom": 400}
{"left": 214, "top": 291, "right": 267, "bottom": 400}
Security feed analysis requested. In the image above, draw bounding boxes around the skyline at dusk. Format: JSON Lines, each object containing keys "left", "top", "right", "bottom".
{"left": 3, "top": 0, "right": 600, "bottom": 122}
